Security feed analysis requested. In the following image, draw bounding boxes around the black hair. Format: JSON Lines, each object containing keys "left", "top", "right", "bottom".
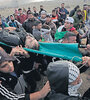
{"left": 83, "top": 4, "right": 88, "bottom": 6}
{"left": 74, "top": 5, "right": 80, "bottom": 11}
{"left": 33, "top": 6, "right": 36, "bottom": 8}
{"left": 34, "top": 21, "right": 42, "bottom": 26}
{"left": 46, "top": 15, "right": 51, "bottom": 18}
{"left": 25, "top": 37, "right": 40, "bottom": 50}
{"left": 27, "top": 12, "right": 34, "bottom": 15}
{"left": 28, "top": 7, "right": 30, "bottom": 9}
{"left": 52, "top": 9, "right": 56, "bottom": 13}
{"left": 77, "top": 9, "right": 82, "bottom": 12}
{"left": 61, "top": 3, "right": 65, "bottom": 5}
{"left": 10, "top": 15, "right": 14, "bottom": 17}
{"left": 63, "top": 32, "right": 77, "bottom": 40}
{"left": 18, "top": 8, "right": 22, "bottom": 11}
{"left": 40, "top": 5, "right": 43, "bottom": 7}
{"left": 42, "top": 24, "right": 50, "bottom": 30}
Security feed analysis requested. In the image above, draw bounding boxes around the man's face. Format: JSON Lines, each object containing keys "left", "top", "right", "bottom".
{"left": 28, "top": 14, "right": 34, "bottom": 19}
{"left": 41, "top": 14, "right": 46, "bottom": 19}
{"left": 15, "top": 9, "right": 18, "bottom": 14}
{"left": 52, "top": 11, "right": 56, "bottom": 16}
{"left": 19, "top": 10, "right": 22, "bottom": 14}
{"left": 33, "top": 7, "right": 36, "bottom": 12}
{"left": 0, "top": 61, "right": 14, "bottom": 73}
{"left": 25, "top": 36, "right": 39, "bottom": 50}
{"left": 61, "top": 4, "right": 64, "bottom": 8}
{"left": 46, "top": 17, "right": 51, "bottom": 23}
{"left": 10, "top": 16, "right": 14, "bottom": 21}
{"left": 77, "top": 11, "right": 81, "bottom": 16}
{"left": 62, "top": 36, "right": 76, "bottom": 43}
{"left": 37, "top": 23, "right": 42, "bottom": 30}
{"left": 40, "top": 6, "right": 43, "bottom": 10}
{"left": 14, "top": 14, "right": 18, "bottom": 19}
{"left": 83, "top": 6, "right": 88, "bottom": 10}
{"left": 64, "top": 21, "right": 72, "bottom": 29}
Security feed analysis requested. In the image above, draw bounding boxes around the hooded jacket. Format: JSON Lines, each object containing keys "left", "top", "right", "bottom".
{"left": 0, "top": 70, "right": 30, "bottom": 100}
{"left": 22, "top": 18, "right": 37, "bottom": 34}
{"left": 46, "top": 60, "right": 90, "bottom": 100}
{"left": 73, "top": 14, "right": 83, "bottom": 30}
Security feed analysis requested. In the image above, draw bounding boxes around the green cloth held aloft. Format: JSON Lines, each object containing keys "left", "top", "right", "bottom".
{"left": 0, "top": 42, "right": 82, "bottom": 62}
{"left": 55, "top": 31, "right": 68, "bottom": 40}
{"left": 24, "top": 42, "right": 82, "bottom": 62}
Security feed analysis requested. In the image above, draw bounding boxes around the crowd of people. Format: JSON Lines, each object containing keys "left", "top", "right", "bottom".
{"left": 0, "top": 2, "right": 90, "bottom": 100}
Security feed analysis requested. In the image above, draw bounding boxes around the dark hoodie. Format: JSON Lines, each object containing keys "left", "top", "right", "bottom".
{"left": 45, "top": 60, "right": 90, "bottom": 100}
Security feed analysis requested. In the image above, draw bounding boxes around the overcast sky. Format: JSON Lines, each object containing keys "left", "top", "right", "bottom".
{"left": 0, "top": 0, "right": 53, "bottom": 8}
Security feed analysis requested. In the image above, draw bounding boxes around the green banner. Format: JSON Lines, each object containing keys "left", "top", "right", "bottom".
{"left": 0, "top": 42, "right": 82, "bottom": 62}
{"left": 24, "top": 42, "right": 82, "bottom": 62}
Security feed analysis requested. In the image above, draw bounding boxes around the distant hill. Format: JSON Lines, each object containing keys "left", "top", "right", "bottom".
{"left": 0, "top": 0, "right": 52, "bottom": 8}
{"left": 0, "top": 0, "right": 18, "bottom": 8}
{"left": 0, "top": 0, "right": 90, "bottom": 17}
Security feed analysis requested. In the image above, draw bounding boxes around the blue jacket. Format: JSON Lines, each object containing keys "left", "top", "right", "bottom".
{"left": 60, "top": 8, "right": 69, "bottom": 19}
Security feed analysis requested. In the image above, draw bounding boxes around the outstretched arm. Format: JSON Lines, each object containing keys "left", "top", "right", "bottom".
{"left": 0, "top": 81, "right": 50, "bottom": 100}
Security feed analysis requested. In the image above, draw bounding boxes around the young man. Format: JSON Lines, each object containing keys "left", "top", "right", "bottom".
{"left": 22, "top": 12, "right": 37, "bottom": 34}
{"left": 39, "top": 11, "right": 47, "bottom": 24}
{"left": 33, "top": 21, "right": 53, "bottom": 42}
{"left": 56, "top": 17, "right": 78, "bottom": 35}
{"left": 33, "top": 21, "right": 42, "bottom": 41}
{"left": 0, "top": 47, "right": 51, "bottom": 100}
{"left": 69, "top": 5, "right": 80, "bottom": 17}
{"left": 73, "top": 9, "right": 84, "bottom": 30}
{"left": 61, "top": 32, "right": 77, "bottom": 43}
{"left": 8, "top": 15, "right": 22, "bottom": 28}
{"left": 0, "top": 17, "right": 9, "bottom": 29}
{"left": 51, "top": 9, "right": 59, "bottom": 27}
{"left": 55, "top": 17, "right": 79, "bottom": 43}
{"left": 45, "top": 60, "right": 89, "bottom": 100}
{"left": 82, "top": 4, "right": 88, "bottom": 22}
{"left": 17, "top": 8, "right": 27, "bottom": 24}
{"left": 33, "top": 6, "right": 39, "bottom": 18}
{"left": 59, "top": 3, "right": 69, "bottom": 22}
{"left": 44, "top": 15, "right": 57, "bottom": 39}
{"left": 39, "top": 5, "right": 46, "bottom": 16}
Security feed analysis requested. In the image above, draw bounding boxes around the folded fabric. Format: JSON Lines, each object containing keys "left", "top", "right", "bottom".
{"left": 55, "top": 31, "right": 68, "bottom": 40}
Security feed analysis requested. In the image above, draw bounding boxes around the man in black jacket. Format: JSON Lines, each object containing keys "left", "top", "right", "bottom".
{"left": 0, "top": 47, "right": 51, "bottom": 100}
{"left": 69, "top": 5, "right": 80, "bottom": 17}
{"left": 22, "top": 12, "right": 37, "bottom": 34}
{"left": 45, "top": 60, "right": 90, "bottom": 100}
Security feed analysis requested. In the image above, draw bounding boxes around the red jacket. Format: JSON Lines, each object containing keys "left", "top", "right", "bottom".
{"left": 17, "top": 14, "right": 27, "bottom": 24}
{"left": 68, "top": 27, "right": 78, "bottom": 35}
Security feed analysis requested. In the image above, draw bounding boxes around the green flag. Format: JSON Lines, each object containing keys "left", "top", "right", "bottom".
{"left": 24, "top": 42, "right": 82, "bottom": 62}
{"left": 55, "top": 30, "right": 68, "bottom": 40}
{"left": 0, "top": 42, "right": 82, "bottom": 62}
